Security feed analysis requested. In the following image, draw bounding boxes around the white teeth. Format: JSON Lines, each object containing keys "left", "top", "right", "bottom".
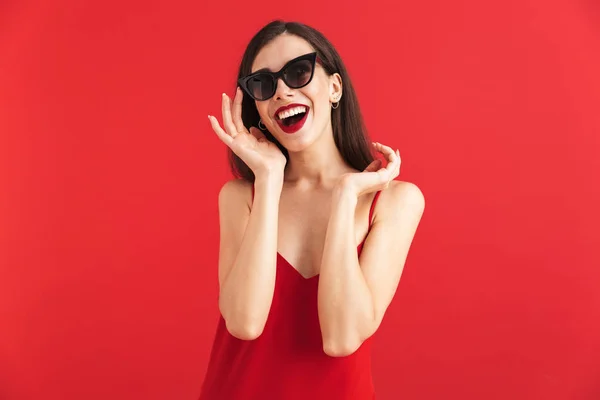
{"left": 277, "top": 106, "right": 307, "bottom": 120}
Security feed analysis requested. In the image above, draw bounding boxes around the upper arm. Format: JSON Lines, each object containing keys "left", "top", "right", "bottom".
{"left": 217, "top": 178, "right": 253, "bottom": 289}
{"left": 359, "top": 181, "right": 425, "bottom": 330}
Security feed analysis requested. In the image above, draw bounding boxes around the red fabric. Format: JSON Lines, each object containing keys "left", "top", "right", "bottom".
{"left": 199, "top": 189, "right": 381, "bottom": 400}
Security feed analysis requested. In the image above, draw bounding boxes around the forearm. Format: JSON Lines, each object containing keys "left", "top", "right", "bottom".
{"left": 219, "top": 175, "right": 282, "bottom": 339}
{"left": 318, "top": 189, "right": 376, "bottom": 355}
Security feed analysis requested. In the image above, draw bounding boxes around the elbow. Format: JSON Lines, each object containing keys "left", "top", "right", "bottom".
{"left": 227, "top": 323, "right": 264, "bottom": 341}
{"left": 321, "top": 318, "right": 378, "bottom": 357}
{"left": 223, "top": 314, "right": 266, "bottom": 341}
{"left": 322, "top": 337, "right": 363, "bottom": 357}
{"left": 219, "top": 299, "right": 266, "bottom": 341}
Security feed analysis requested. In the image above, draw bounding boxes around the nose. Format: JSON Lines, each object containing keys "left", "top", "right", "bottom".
{"left": 273, "top": 77, "right": 294, "bottom": 100}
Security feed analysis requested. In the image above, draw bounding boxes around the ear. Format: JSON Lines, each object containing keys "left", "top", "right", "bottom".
{"left": 329, "top": 73, "right": 343, "bottom": 103}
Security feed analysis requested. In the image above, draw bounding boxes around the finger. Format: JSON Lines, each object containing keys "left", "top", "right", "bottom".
{"left": 372, "top": 142, "right": 399, "bottom": 175}
{"left": 386, "top": 148, "right": 399, "bottom": 168}
{"left": 221, "top": 93, "right": 237, "bottom": 137}
{"left": 374, "top": 142, "right": 396, "bottom": 162}
{"left": 232, "top": 87, "right": 245, "bottom": 133}
{"left": 208, "top": 115, "right": 234, "bottom": 146}
{"left": 371, "top": 142, "right": 401, "bottom": 184}
{"left": 383, "top": 150, "right": 400, "bottom": 181}
{"left": 379, "top": 143, "right": 399, "bottom": 166}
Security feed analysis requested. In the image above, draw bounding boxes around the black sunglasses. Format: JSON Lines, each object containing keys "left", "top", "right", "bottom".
{"left": 238, "top": 52, "right": 320, "bottom": 101}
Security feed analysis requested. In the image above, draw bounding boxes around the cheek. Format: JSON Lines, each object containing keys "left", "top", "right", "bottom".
{"left": 255, "top": 102, "right": 270, "bottom": 120}
{"left": 307, "top": 87, "right": 329, "bottom": 119}
{"left": 308, "top": 79, "right": 330, "bottom": 108}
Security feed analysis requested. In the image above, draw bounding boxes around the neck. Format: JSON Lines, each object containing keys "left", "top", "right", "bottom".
{"left": 284, "top": 125, "right": 355, "bottom": 189}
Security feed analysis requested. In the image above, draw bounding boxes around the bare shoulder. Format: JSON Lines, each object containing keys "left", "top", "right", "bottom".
{"left": 376, "top": 180, "right": 425, "bottom": 221}
{"left": 218, "top": 178, "right": 253, "bottom": 213}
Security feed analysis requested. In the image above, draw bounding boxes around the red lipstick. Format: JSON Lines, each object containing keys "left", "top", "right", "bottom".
{"left": 274, "top": 103, "right": 309, "bottom": 134}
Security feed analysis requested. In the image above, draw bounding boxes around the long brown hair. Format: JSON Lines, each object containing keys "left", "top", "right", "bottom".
{"left": 230, "top": 20, "right": 374, "bottom": 182}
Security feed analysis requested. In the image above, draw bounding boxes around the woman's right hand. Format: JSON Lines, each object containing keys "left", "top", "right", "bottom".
{"left": 208, "top": 87, "right": 287, "bottom": 178}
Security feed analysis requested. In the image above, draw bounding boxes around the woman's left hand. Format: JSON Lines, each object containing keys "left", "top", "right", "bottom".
{"left": 335, "top": 142, "right": 401, "bottom": 199}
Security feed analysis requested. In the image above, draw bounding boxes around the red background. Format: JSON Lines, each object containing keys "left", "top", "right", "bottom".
{"left": 1, "top": 0, "right": 599, "bottom": 399}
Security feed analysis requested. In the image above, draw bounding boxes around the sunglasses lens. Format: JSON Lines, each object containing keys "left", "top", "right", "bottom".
{"left": 246, "top": 75, "right": 275, "bottom": 101}
{"left": 283, "top": 59, "right": 314, "bottom": 88}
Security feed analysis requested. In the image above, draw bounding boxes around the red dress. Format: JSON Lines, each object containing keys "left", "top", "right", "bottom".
{"left": 199, "top": 190, "right": 382, "bottom": 400}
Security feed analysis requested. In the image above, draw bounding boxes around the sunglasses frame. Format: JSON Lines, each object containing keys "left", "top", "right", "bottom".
{"left": 238, "top": 52, "right": 320, "bottom": 101}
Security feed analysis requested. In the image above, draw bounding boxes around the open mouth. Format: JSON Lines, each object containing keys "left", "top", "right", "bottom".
{"left": 281, "top": 112, "right": 305, "bottom": 126}
{"left": 277, "top": 106, "right": 308, "bottom": 125}
{"left": 275, "top": 105, "right": 309, "bottom": 134}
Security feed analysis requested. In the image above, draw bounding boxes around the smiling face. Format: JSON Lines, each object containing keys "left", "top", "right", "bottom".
{"left": 250, "top": 33, "right": 342, "bottom": 152}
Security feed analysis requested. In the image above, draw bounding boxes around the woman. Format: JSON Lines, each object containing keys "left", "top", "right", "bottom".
{"left": 200, "top": 20, "right": 425, "bottom": 400}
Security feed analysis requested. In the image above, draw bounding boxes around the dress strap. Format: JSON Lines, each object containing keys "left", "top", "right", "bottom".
{"left": 368, "top": 191, "right": 382, "bottom": 228}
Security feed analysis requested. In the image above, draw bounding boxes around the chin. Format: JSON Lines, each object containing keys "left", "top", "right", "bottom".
{"left": 276, "top": 129, "right": 320, "bottom": 154}
{"left": 272, "top": 116, "right": 320, "bottom": 152}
